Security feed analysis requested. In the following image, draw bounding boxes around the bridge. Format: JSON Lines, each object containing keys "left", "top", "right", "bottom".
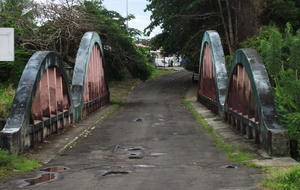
{"left": 0, "top": 30, "right": 290, "bottom": 157}
{"left": 0, "top": 32, "right": 109, "bottom": 153}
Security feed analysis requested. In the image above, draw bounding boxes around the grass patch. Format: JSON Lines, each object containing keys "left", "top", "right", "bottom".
{"left": 110, "top": 97, "right": 126, "bottom": 103}
{"left": 151, "top": 68, "right": 175, "bottom": 78}
{"left": 0, "top": 149, "right": 41, "bottom": 179}
{"left": 0, "top": 84, "right": 15, "bottom": 119}
{"left": 183, "top": 99, "right": 255, "bottom": 163}
{"left": 260, "top": 165, "right": 300, "bottom": 190}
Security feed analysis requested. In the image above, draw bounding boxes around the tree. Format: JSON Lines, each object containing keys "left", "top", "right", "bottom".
{"left": 260, "top": 0, "right": 300, "bottom": 31}
{"left": 19, "top": 0, "right": 92, "bottom": 67}
{"left": 145, "top": 0, "right": 263, "bottom": 71}
{"left": 77, "top": 0, "right": 153, "bottom": 81}
{"left": 0, "top": 0, "right": 35, "bottom": 85}
{"left": 0, "top": 0, "right": 153, "bottom": 83}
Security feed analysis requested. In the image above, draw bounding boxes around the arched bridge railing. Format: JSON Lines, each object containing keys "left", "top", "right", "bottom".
{"left": 225, "top": 49, "right": 289, "bottom": 156}
{"left": 198, "top": 31, "right": 228, "bottom": 116}
{"left": 197, "top": 31, "right": 289, "bottom": 156}
{"left": 0, "top": 32, "right": 109, "bottom": 153}
{"left": 72, "top": 32, "right": 109, "bottom": 121}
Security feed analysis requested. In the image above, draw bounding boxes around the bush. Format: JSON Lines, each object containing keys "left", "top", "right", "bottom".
{"left": 0, "top": 49, "right": 33, "bottom": 86}
{"left": 0, "top": 84, "right": 15, "bottom": 120}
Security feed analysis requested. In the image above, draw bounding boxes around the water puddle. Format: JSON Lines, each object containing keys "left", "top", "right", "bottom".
{"left": 127, "top": 146, "right": 144, "bottom": 151}
{"left": 135, "top": 164, "right": 156, "bottom": 168}
{"left": 19, "top": 166, "right": 69, "bottom": 187}
{"left": 150, "top": 153, "right": 169, "bottom": 156}
{"left": 24, "top": 173, "right": 56, "bottom": 186}
{"left": 152, "top": 123, "right": 164, "bottom": 126}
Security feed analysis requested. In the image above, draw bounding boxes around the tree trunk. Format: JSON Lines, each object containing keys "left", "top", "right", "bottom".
{"left": 217, "top": 0, "right": 233, "bottom": 55}
{"left": 226, "top": 0, "right": 234, "bottom": 50}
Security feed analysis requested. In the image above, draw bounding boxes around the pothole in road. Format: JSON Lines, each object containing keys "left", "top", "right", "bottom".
{"left": 103, "top": 164, "right": 157, "bottom": 169}
{"left": 115, "top": 145, "right": 145, "bottom": 152}
{"left": 128, "top": 152, "right": 142, "bottom": 156}
{"left": 101, "top": 170, "right": 131, "bottom": 176}
{"left": 40, "top": 166, "right": 69, "bottom": 172}
{"left": 127, "top": 146, "right": 144, "bottom": 151}
{"left": 221, "top": 165, "right": 238, "bottom": 169}
{"left": 128, "top": 156, "right": 144, "bottom": 159}
{"left": 134, "top": 118, "right": 144, "bottom": 122}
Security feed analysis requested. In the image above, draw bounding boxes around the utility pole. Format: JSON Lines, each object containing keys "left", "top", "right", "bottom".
{"left": 126, "top": 0, "right": 128, "bottom": 29}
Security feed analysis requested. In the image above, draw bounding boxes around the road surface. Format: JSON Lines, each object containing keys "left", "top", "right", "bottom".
{"left": 1, "top": 69, "right": 263, "bottom": 189}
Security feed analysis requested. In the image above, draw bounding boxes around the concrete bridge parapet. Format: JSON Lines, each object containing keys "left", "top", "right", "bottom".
{"left": 197, "top": 30, "right": 289, "bottom": 156}
{"left": 0, "top": 32, "right": 109, "bottom": 153}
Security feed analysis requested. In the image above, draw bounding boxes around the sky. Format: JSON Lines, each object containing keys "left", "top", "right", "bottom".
{"left": 102, "top": 0, "right": 161, "bottom": 38}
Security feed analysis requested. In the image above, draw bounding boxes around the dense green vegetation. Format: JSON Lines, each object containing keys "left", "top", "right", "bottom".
{"left": 0, "top": 84, "right": 15, "bottom": 119}
{"left": 240, "top": 23, "right": 300, "bottom": 144}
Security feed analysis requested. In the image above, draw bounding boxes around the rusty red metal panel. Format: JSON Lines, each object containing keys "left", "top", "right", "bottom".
{"left": 199, "top": 42, "right": 216, "bottom": 101}
{"left": 28, "top": 65, "right": 72, "bottom": 146}
{"left": 83, "top": 43, "right": 108, "bottom": 116}
{"left": 226, "top": 63, "right": 258, "bottom": 122}
{"left": 41, "top": 70, "right": 50, "bottom": 118}
{"left": 48, "top": 67, "right": 57, "bottom": 115}
{"left": 56, "top": 71, "right": 63, "bottom": 112}
{"left": 31, "top": 82, "right": 43, "bottom": 122}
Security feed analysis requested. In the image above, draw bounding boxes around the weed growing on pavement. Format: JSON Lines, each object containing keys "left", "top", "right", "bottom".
{"left": 110, "top": 97, "right": 126, "bottom": 103}
{"left": 183, "top": 100, "right": 254, "bottom": 163}
{"left": 151, "top": 68, "right": 175, "bottom": 78}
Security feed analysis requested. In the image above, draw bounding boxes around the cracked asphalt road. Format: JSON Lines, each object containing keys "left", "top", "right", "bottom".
{"left": 1, "top": 69, "right": 263, "bottom": 190}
